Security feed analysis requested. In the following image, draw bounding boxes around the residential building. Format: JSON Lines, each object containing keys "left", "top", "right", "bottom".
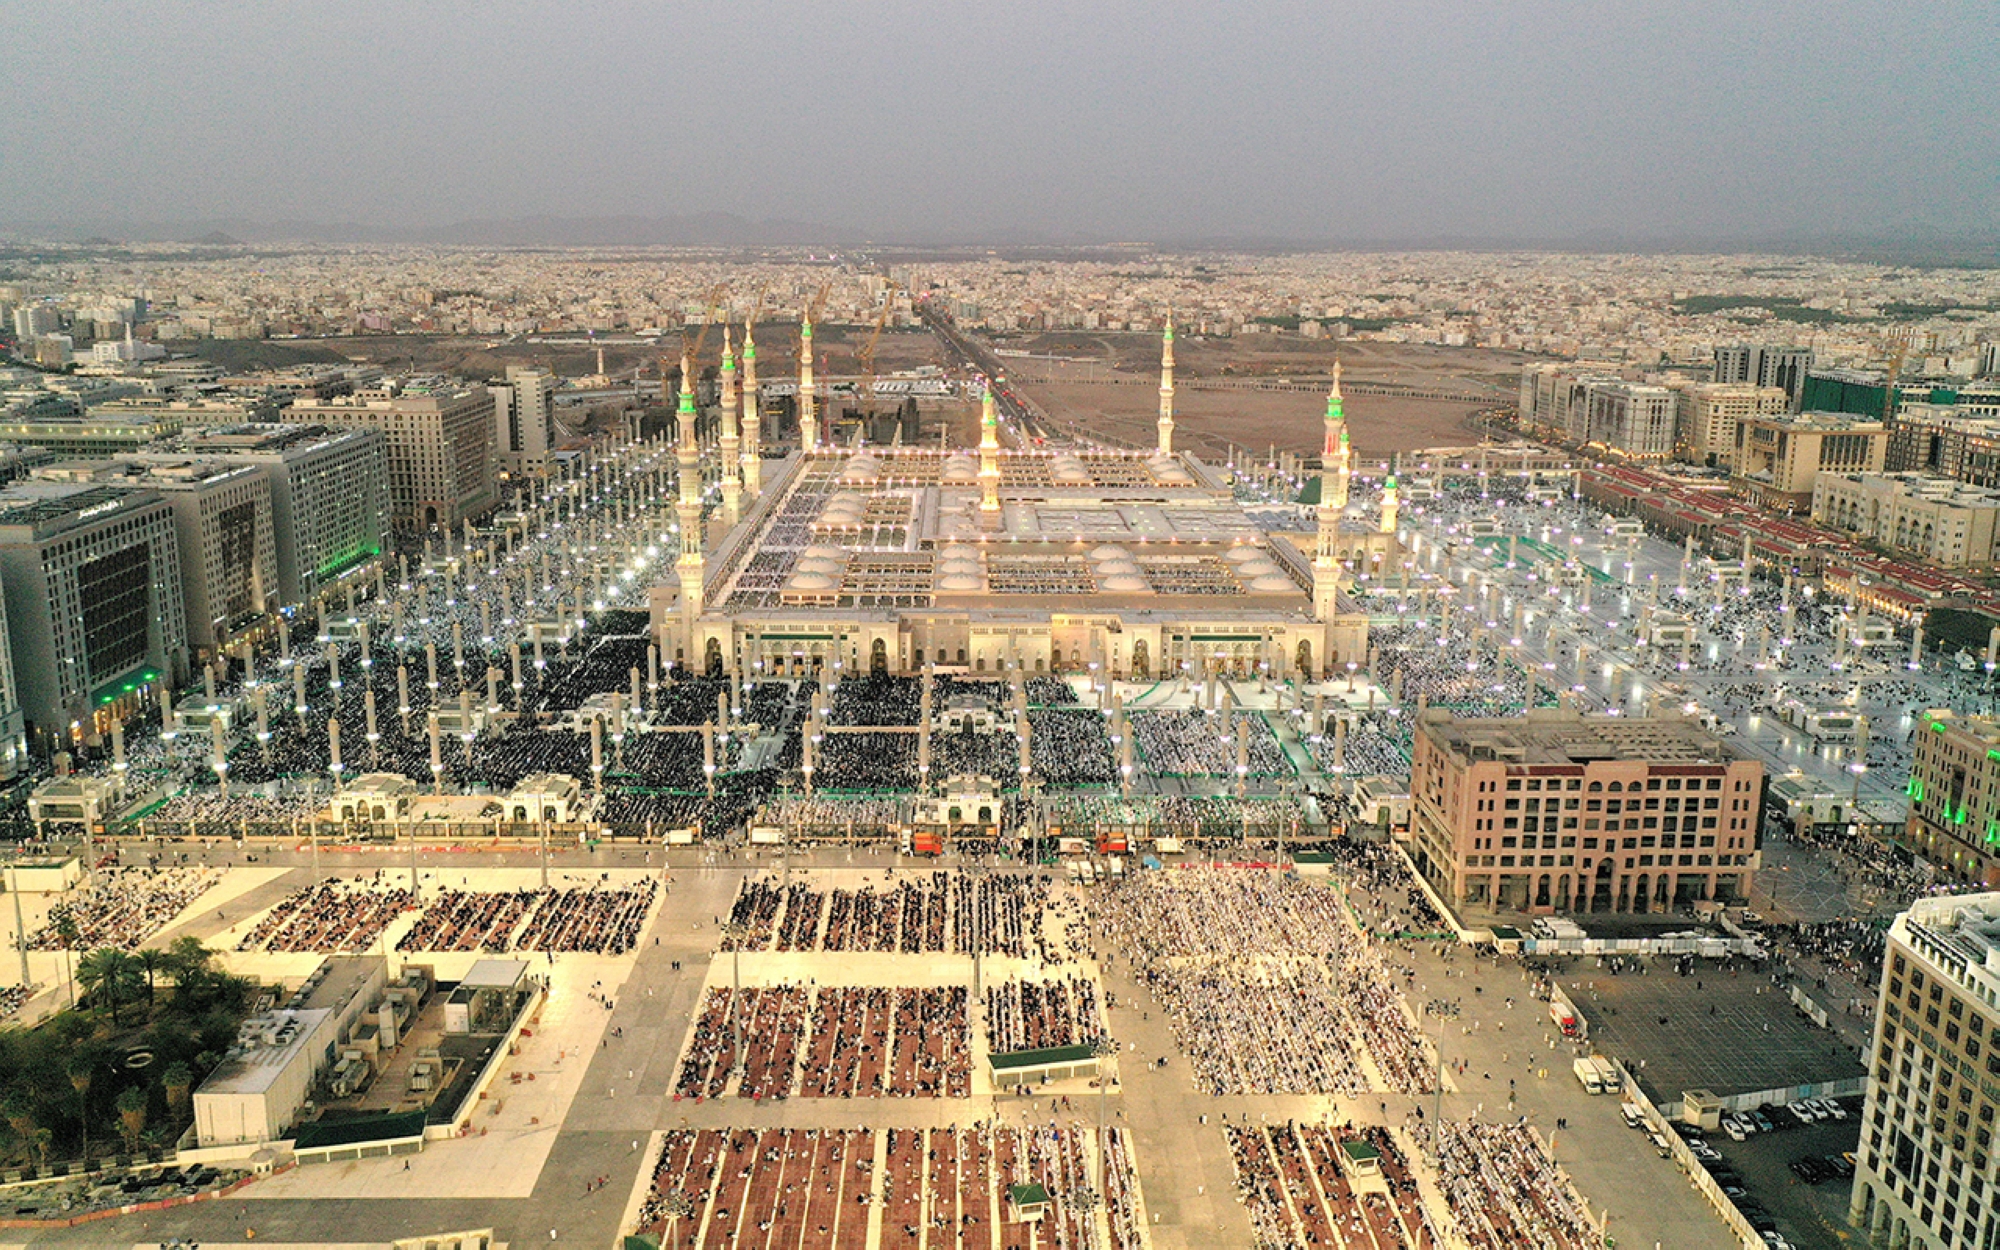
{"left": 289, "top": 379, "right": 494, "bottom": 532}
{"left": 1712, "top": 344, "right": 1813, "bottom": 405}
{"left": 1408, "top": 707, "right": 1761, "bottom": 915}
{"left": 1901, "top": 711, "right": 2000, "bottom": 887}
{"left": 10, "top": 305, "right": 59, "bottom": 339}
{"left": 0, "top": 484, "right": 186, "bottom": 743}
{"left": 174, "top": 424, "right": 388, "bottom": 606}
{"left": 489, "top": 364, "right": 558, "bottom": 477}
{"left": 1888, "top": 405, "right": 2000, "bottom": 489}
{"left": 1581, "top": 382, "right": 1677, "bottom": 459}
{"left": 1812, "top": 472, "right": 2000, "bottom": 569}
{"left": 1674, "top": 382, "right": 1788, "bottom": 468}
{"left": 1850, "top": 893, "right": 2000, "bottom": 1249}
{"left": 1517, "top": 364, "right": 1619, "bottom": 444}
{"left": 1732, "top": 411, "right": 1889, "bottom": 513}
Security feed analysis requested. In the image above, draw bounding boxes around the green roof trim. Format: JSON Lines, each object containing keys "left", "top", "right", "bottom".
{"left": 293, "top": 1108, "right": 427, "bottom": 1150}
{"left": 1008, "top": 1182, "right": 1050, "bottom": 1207}
{"left": 990, "top": 1043, "right": 1096, "bottom": 1071}
{"left": 1340, "top": 1139, "right": 1383, "bottom": 1162}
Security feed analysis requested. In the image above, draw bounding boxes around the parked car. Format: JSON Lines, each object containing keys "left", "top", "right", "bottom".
{"left": 1785, "top": 1102, "right": 1817, "bottom": 1125}
{"left": 1824, "top": 1154, "right": 1856, "bottom": 1178}
{"left": 1790, "top": 1157, "right": 1830, "bottom": 1183}
{"left": 1750, "top": 1109, "right": 1777, "bottom": 1133}
{"left": 1818, "top": 1098, "right": 1849, "bottom": 1121}
{"left": 1723, "top": 1118, "right": 1748, "bottom": 1142}
{"left": 1761, "top": 1233, "right": 1796, "bottom": 1250}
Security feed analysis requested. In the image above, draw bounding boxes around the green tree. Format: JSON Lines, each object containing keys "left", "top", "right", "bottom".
{"left": 50, "top": 906, "right": 79, "bottom": 1009}
{"left": 134, "top": 948, "right": 167, "bottom": 1007}
{"left": 76, "top": 948, "right": 141, "bottom": 1026}
{"left": 3, "top": 1090, "right": 37, "bottom": 1163}
{"left": 66, "top": 1055, "right": 92, "bottom": 1163}
{"left": 166, "top": 936, "right": 214, "bottom": 1003}
{"left": 162, "top": 1061, "right": 193, "bottom": 1118}
{"left": 114, "top": 1086, "right": 146, "bottom": 1155}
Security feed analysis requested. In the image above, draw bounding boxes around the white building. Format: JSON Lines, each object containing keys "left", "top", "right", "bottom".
{"left": 1674, "top": 382, "right": 1788, "bottom": 468}
{"left": 289, "top": 379, "right": 494, "bottom": 532}
{"left": 489, "top": 365, "right": 558, "bottom": 478}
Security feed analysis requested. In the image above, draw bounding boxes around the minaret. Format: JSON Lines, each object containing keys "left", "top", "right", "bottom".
{"left": 1326, "top": 359, "right": 1351, "bottom": 509}
{"left": 675, "top": 350, "right": 705, "bottom": 651}
{"left": 1380, "top": 474, "right": 1399, "bottom": 535}
{"left": 740, "top": 318, "right": 762, "bottom": 499}
{"left": 718, "top": 328, "right": 742, "bottom": 524}
{"left": 1313, "top": 393, "right": 1344, "bottom": 623}
{"left": 978, "top": 385, "right": 1002, "bottom": 523}
{"left": 1157, "top": 314, "right": 1175, "bottom": 458}
{"left": 798, "top": 312, "right": 817, "bottom": 451}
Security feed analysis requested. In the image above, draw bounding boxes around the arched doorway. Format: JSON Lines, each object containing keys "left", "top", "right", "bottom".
{"left": 1296, "top": 639, "right": 1313, "bottom": 679}
{"left": 1590, "top": 860, "right": 1613, "bottom": 912}
{"left": 1632, "top": 874, "right": 1650, "bottom": 914}
{"left": 1130, "top": 639, "right": 1150, "bottom": 678}
{"left": 704, "top": 637, "right": 723, "bottom": 676}
{"left": 870, "top": 638, "right": 888, "bottom": 675}
{"left": 1535, "top": 874, "right": 1551, "bottom": 908}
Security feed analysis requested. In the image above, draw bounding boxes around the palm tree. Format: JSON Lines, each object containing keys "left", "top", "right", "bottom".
{"left": 67, "top": 1056, "right": 93, "bottom": 1163}
{"left": 166, "top": 936, "right": 212, "bottom": 1002}
{"left": 50, "top": 906, "right": 79, "bottom": 1008}
{"left": 114, "top": 1087, "right": 146, "bottom": 1155}
{"left": 162, "top": 1062, "right": 193, "bottom": 1119}
{"left": 3, "top": 1091, "right": 36, "bottom": 1165}
{"left": 134, "top": 948, "right": 167, "bottom": 1008}
{"left": 76, "top": 948, "right": 140, "bottom": 1025}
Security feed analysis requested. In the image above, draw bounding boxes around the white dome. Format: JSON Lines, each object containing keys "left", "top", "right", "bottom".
{"left": 804, "top": 545, "right": 847, "bottom": 560}
{"left": 1090, "top": 545, "right": 1129, "bottom": 561}
{"left": 1237, "top": 560, "right": 1281, "bottom": 577}
{"left": 1223, "top": 546, "right": 1265, "bottom": 563}
{"left": 1096, "top": 560, "right": 1141, "bottom": 577}
{"left": 788, "top": 572, "right": 836, "bottom": 591}
{"left": 938, "top": 573, "right": 982, "bottom": 591}
{"left": 942, "top": 458, "right": 978, "bottom": 481}
{"left": 1250, "top": 575, "right": 1297, "bottom": 592}
{"left": 796, "top": 558, "right": 843, "bottom": 576}
{"left": 941, "top": 543, "right": 979, "bottom": 560}
{"left": 1099, "top": 574, "right": 1149, "bottom": 592}
{"left": 939, "top": 557, "right": 981, "bottom": 573}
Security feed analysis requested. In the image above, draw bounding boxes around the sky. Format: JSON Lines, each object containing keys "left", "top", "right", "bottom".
{"left": 2, "top": 0, "right": 1994, "bottom": 245}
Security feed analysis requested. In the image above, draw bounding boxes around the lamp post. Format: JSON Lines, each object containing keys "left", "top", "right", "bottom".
{"left": 1423, "top": 998, "right": 1461, "bottom": 1166}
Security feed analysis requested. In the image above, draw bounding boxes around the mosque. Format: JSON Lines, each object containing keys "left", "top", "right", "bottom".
{"left": 650, "top": 315, "right": 1403, "bottom": 683}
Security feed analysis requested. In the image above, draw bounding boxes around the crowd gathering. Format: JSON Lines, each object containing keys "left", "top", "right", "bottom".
{"left": 30, "top": 868, "right": 220, "bottom": 951}
{"left": 1097, "top": 867, "right": 1435, "bottom": 1095}
{"left": 635, "top": 1123, "right": 1144, "bottom": 1250}
{"left": 1434, "top": 1120, "right": 1597, "bottom": 1250}
{"left": 232, "top": 875, "right": 658, "bottom": 955}
{"left": 719, "top": 871, "right": 1066, "bottom": 961}
{"left": 674, "top": 984, "right": 971, "bottom": 1099}
{"left": 1228, "top": 1121, "right": 1438, "bottom": 1249}
{"left": 984, "top": 976, "right": 1107, "bottom": 1054}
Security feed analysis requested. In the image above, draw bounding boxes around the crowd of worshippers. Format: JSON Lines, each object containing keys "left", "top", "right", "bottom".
{"left": 30, "top": 868, "right": 221, "bottom": 951}
{"left": 1095, "top": 867, "right": 1436, "bottom": 1096}
{"left": 633, "top": 1122, "right": 1145, "bottom": 1250}
{"left": 673, "top": 984, "right": 971, "bottom": 1098}
{"left": 1228, "top": 1121, "right": 1438, "bottom": 1250}
{"left": 235, "top": 874, "right": 656, "bottom": 955}
{"left": 718, "top": 870, "right": 1068, "bottom": 961}
{"left": 1434, "top": 1120, "right": 1598, "bottom": 1250}
{"left": 984, "top": 976, "right": 1107, "bottom": 1053}
{"left": 1125, "top": 710, "right": 1290, "bottom": 778}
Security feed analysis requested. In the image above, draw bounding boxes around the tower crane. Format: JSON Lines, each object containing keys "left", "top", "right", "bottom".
{"left": 856, "top": 279, "right": 903, "bottom": 405}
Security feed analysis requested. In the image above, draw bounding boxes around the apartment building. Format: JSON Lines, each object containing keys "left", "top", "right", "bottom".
{"left": 1675, "top": 381, "right": 1788, "bottom": 468}
{"left": 489, "top": 364, "right": 558, "bottom": 477}
{"left": 0, "top": 484, "right": 186, "bottom": 742}
{"left": 176, "top": 424, "right": 389, "bottom": 606}
{"left": 289, "top": 379, "right": 494, "bottom": 532}
{"left": 1851, "top": 893, "right": 2000, "bottom": 1250}
{"left": 1812, "top": 472, "right": 2000, "bottom": 569}
{"left": 1712, "top": 344, "right": 1813, "bottom": 405}
{"left": 1901, "top": 711, "right": 2000, "bottom": 887}
{"left": 1888, "top": 405, "right": 2000, "bottom": 490}
{"left": 1408, "top": 707, "right": 1762, "bottom": 916}
{"left": 1732, "top": 411, "right": 1889, "bottom": 513}
{"left": 1581, "top": 382, "right": 1678, "bottom": 459}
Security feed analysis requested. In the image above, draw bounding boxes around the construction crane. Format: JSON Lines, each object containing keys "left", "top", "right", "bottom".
{"left": 1882, "top": 337, "right": 1911, "bottom": 426}
{"left": 679, "top": 283, "right": 730, "bottom": 364}
{"left": 855, "top": 279, "right": 903, "bottom": 404}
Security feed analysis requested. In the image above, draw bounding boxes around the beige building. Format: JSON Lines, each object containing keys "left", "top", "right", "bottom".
{"left": 1850, "top": 893, "right": 2000, "bottom": 1250}
{"left": 1901, "top": 710, "right": 2000, "bottom": 887}
{"left": 291, "top": 379, "right": 495, "bottom": 532}
{"left": 1408, "top": 707, "right": 1761, "bottom": 915}
{"left": 1812, "top": 472, "right": 2000, "bottom": 569}
{"left": 1732, "top": 411, "right": 1888, "bottom": 513}
{"left": 1675, "top": 382, "right": 1787, "bottom": 468}
{"left": 490, "top": 364, "right": 559, "bottom": 478}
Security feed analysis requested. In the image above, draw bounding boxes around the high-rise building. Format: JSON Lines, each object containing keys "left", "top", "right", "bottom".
{"left": 0, "top": 484, "right": 186, "bottom": 742}
{"left": 10, "top": 305, "right": 59, "bottom": 340}
{"left": 1888, "top": 405, "right": 2000, "bottom": 489}
{"left": 175, "top": 424, "right": 389, "bottom": 607}
{"left": 1899, "top": 710, "right": 2000, "bottom": 887}
{"left": 1581, "top": 382, "right": 1677, "bottom": 459}
{"left": 1713, "top": 344, "right": 1813, "bottom": 405}
{"left": 1674, "top": 382, "right": 1788, "bottom": 468}
{"left": 1732, "top": 411, "right": 1889, "bottom": 513}
{"left": 1850, "top": 893, "right": 2000, "bottom": 1249}
{"left": 489, "top": 364, "right": 558, "bottom": 477}
{"left": 289, "top": 380, "right": 494, "bottom": 532}
{"left": 1408, "top": 707, "right": 1762, "bottom": 915}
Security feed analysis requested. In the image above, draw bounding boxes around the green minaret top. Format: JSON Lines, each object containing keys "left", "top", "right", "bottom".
{"left": 1384, "top": 475, "right": 1398, "bottom": 491}
{"left": 801, "top": 316, "right": 813, "bottom": 341}
{"left": 677, "top": 355, "right": 697, "bottom": 416}
{"left": 1163, "top": 315, "right": 1174, "bottom": 344}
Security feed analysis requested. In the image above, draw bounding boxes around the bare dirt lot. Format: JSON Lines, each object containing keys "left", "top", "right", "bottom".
{"left": 1002, "top": 334, "right": 1534, "bottom": 460}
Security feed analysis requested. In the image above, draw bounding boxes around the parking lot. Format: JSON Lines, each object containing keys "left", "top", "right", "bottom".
{"left": 1682, "top": 1097, "right": 1863, "bottom": 1248}
{"left": 1570, "top": 955, "right": 1866, "bottom": 1106}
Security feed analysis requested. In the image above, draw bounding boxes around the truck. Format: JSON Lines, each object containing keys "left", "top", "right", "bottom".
{"left": 1589, "top": 1055, "right": 1623, "bottom": 1093}
{"left": 1573, "top": 1057, "right": 1605, "bottom": 1094}
{"left": 1551, "top": 999, "right": 1580, "bottom": 1038}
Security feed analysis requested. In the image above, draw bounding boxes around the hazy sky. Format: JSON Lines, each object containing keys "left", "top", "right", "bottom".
{"left": 3, "top": 0, "right": 1994, "bottom": 243}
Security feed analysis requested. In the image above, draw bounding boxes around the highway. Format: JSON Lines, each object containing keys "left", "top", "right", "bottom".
{"left": 914, "top": 297, "right": 1057, "bottom": 447}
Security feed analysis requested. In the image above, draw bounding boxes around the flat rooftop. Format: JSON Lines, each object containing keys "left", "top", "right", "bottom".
{"left": 197, "top": 1008, "right": 333, "bottom": 1097}
{"left": 1419, "top": 709, "right": 1742, "bottom": 767}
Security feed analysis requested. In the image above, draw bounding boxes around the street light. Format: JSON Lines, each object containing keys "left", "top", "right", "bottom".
{"left": 1423, "top": 998, "right": 1461, "bottom": 1167}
